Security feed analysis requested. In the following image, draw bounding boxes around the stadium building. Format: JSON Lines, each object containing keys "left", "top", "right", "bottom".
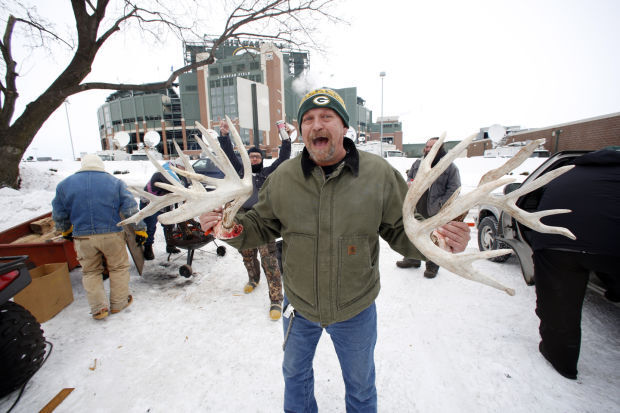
{"left": 97, "top": 38, "right": 400, "bottom": 158}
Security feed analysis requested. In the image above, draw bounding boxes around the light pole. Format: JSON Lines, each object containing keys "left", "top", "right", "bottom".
{"left": 379, "top": 71, "right": 386, "bottom": 157}
{"left": 64, "top": 100, "right": 76, "bottom": 161}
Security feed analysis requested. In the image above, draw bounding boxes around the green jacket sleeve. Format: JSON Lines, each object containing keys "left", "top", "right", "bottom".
{"left": 223, "top": 174, "right": 281, "bottom": 251}
{"left": 378, "top": 167, "right": 425, "bottom": 260}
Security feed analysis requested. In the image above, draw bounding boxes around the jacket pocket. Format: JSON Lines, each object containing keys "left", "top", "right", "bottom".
{"left": 283, "top": 233, "right": 317, "bottom": 308}
{"left": 337, "top": 235, "right": 376, "bottom": 308}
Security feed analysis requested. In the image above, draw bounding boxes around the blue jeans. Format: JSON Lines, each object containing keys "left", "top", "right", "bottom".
{"left": 140, "top": 200, "right": 161, "bottom": 246}
{"left": 282, "top": 299, "right": 377, "bottom": 413}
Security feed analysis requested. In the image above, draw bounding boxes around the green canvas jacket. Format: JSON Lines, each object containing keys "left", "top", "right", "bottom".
{"left": 226, "top": 139, "right": 423, "bottom": 326}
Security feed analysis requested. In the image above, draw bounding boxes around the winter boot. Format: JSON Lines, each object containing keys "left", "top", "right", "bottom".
{"left": 539, "top": 341, "right": 577, "bottom": 380}
{"left": 396, "top": 258, "right": 421, "bottom": 268}
{"left": 270, "top": 302, "right": 282, "bottom": 321}
{"left": 111, "top": 295, "right": 133, "bottom": 314}
{"left": 92, "top": 308, "right": 109, "bottom": 320}
{"left": 424, "top": 261, "right": 439, "bottom": 278}
{"left": 244, "top": 280, "right": 259, "bottom": 294}
{"left": 166, "top": 245, "right": 181, "bottom": 254}
{"left": 144, "top": 244, "right": 155, "bottom": 260}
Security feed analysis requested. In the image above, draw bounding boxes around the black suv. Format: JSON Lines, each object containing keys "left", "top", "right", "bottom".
{"left": 475, "top": 151, "right": 588, "bottom": 285}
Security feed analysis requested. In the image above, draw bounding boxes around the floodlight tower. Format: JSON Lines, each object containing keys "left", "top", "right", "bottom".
{"left": 379, "top": 71, "right": 386, "bottom": 157}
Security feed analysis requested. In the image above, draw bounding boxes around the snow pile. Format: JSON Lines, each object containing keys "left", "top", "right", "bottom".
{"left": 0, "top": 157, "right": 618, "bottom": 413}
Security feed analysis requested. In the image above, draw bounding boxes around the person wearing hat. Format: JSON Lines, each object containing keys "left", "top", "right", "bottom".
{"left": 139, "top": 157, "right": 189, "bottom": 260}
{"left": 216, "top": 118, "right": 291, "bottom": 321}
{"left": 52, "top": 154, "right": 147, "bottom": 320}
{"left": 199, "top": 88, "right": 471, "bottom": 411}
{"left": 395, "top": 136, "right": 461, "bottom": 278}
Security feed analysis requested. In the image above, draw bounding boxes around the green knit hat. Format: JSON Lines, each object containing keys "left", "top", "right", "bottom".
{"left": 297, "top": 88, "right": 349, "bottom": 133}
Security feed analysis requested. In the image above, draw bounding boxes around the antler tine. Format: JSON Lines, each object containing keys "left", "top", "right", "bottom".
{"left": 404, "top": 132, "right": 478, "bottom": 221}
{"left": 153, "top": 120, "right": 252, "bottom": 226}
{"left": 221, "top": 115, "right": 253, "bottom": 228}
{"left": 190, "top": 125, "right": 228, "bottom": 173}
{"left": 120, "top": 185, "right": 185, "bottom": 226}
{"left": 195, "top": 121, "right": 240, "bottom": 178}
{"left": 169, "top": 139, "right": 209, "bottom": 192}
{"left": 485, "top": 164, "right": 576, "bottom": 239}
{"left": 146, "top": 147, "right": 186, "bottom": 191}
{"left": 117, "top": 150, "right": 187, "bottom": 226}
{"left": 478, "top": 139, "right": 546, "bottom": 185}
{"left": 225, "top": 115, "right": 252, "bottom": 173}
{"left": 402, "top": 132, "right": 575, "bottom": 296}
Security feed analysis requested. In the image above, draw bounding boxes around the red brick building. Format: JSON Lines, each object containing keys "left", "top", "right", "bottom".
{"left": 467, "top": 112, "right": 620, "bottom": 157}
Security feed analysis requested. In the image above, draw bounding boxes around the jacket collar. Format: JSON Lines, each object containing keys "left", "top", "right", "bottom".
{"left": 301, "top": 138, "right": 359, "bottom": 178}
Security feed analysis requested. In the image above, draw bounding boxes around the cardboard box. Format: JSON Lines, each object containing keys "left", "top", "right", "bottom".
{"left": 13, "top": 262, "right": 74, "bottom": 323}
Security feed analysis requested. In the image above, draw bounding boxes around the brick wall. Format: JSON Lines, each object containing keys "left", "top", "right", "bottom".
{"left": 467, "top": 113, "right": 620, "bottom": 156}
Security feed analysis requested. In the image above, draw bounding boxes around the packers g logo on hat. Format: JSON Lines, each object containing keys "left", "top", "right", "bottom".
{"left": 313, "top": 96, "right": 330, "bottom": 105}
{"left": 297, "top": 88, "right": 350, "bottom": 133}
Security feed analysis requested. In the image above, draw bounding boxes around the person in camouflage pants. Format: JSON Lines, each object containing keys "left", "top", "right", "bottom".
{"left": 241, "top": 241, "right": 283, "bottom": 305}
{"left": 217, "top": 118, "right": 291, "bottom": 320}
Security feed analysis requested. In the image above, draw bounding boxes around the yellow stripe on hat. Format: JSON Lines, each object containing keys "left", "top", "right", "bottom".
{"left": 299, "top": 88, "right": 346, "bottom": 109}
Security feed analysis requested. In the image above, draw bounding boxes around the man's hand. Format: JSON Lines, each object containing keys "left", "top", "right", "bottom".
{"left": 219, "top": 119, "right": 229, "bottom": 137}
{"left": 135, "top": 230, "right": 148, "bottom": 246}
{"left": 199, "top": 208, "right": 223, "bottom": 233}
{"left": 283, "top": 123, "right": 297, "bottom": 141}
{"left": 434, "top": 221, "right": 470, "bottom": 253}
{"left": 199, "top": 207, "right": 243, "bottom": 239}
{"left": 62, "top": 225, "right": 73, "bottom": 241}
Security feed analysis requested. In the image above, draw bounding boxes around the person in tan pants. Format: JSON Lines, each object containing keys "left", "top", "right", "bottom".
{"left": 74, "top": 232, "right": 132, "bottom": 316}
{"left": 52, "top": 154, "right": 147, "bottom": 320}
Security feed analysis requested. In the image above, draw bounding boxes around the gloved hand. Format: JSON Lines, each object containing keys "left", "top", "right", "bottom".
{"left": 135, "top": 230, "right": 148, "bottom": 246}
{"left": 62, "top": 225, "right": 73, "bottom": 241}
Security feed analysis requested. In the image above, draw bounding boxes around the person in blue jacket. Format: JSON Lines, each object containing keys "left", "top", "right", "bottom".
{"left": 217, "top": 118, "right": 291, "bottom": 320}
{"left": 52, "top": 154, "right": 146, "bottom": 320}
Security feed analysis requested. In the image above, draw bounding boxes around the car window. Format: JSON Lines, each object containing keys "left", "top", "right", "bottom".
{"left": 193, "top": 158, "right": 221, "bottom": 173}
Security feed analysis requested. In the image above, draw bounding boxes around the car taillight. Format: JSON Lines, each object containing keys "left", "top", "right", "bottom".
{"left": 0, "top": 269, "right": 19, "bottom": 291}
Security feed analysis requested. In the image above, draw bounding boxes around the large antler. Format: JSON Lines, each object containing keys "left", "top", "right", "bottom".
{"left": 120, "top": 115, "right": 253, "bottom": 228}
{"left": 403, "top": 134, "right": 575, "bottom": 295}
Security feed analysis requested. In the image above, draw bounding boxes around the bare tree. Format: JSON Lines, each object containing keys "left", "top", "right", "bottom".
{"left": 0, "top": 0, "right": 340, "bottom": 188}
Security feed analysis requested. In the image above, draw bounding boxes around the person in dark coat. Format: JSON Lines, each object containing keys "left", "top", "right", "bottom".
{"left": 530, "top": 148, "right": 620, "bottom": 379}
{"left": 217, "top": 119, "right": 292, "bottom": 320}
{"left": 396, "top": 137, "right": 461, "bottom": 278}
{"left": 140, "top": 158, "right": 188, "bottom": 260}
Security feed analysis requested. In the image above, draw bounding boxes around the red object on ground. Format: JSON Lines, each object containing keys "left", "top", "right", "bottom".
{"left": 0, "top": 212, "right": 80, "bottom": 270}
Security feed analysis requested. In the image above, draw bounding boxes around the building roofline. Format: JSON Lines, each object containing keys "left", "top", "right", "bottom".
{"left": 511, "top": 111, "right": 620, "bottom": 136}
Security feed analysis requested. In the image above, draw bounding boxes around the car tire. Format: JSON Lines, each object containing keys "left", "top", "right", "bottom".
{"left": 477, "top": 216, "right": 511, "bottom": 263}
{"left": 0, "top": 301, "right": 46, "bottom": 398}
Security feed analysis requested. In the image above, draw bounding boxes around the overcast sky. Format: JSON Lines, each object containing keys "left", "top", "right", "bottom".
{"left": 10, "top": 0, "right": 620, "bottom": 160}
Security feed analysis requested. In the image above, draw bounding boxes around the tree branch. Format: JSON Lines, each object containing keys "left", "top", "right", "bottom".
{"left": 74, "top": 55, "right": 216, "bottom": 93}
{"left": 0, "top": 15, "right": 18, "bottom": 128}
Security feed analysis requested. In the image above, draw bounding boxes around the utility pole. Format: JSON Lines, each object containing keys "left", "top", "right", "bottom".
{"left": 64, "top": 101, "right": 76, "bottom": 161}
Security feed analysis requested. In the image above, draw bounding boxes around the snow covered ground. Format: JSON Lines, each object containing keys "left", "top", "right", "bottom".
{"left": 1, "top": 156, "right": 619, "bottom": 412}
